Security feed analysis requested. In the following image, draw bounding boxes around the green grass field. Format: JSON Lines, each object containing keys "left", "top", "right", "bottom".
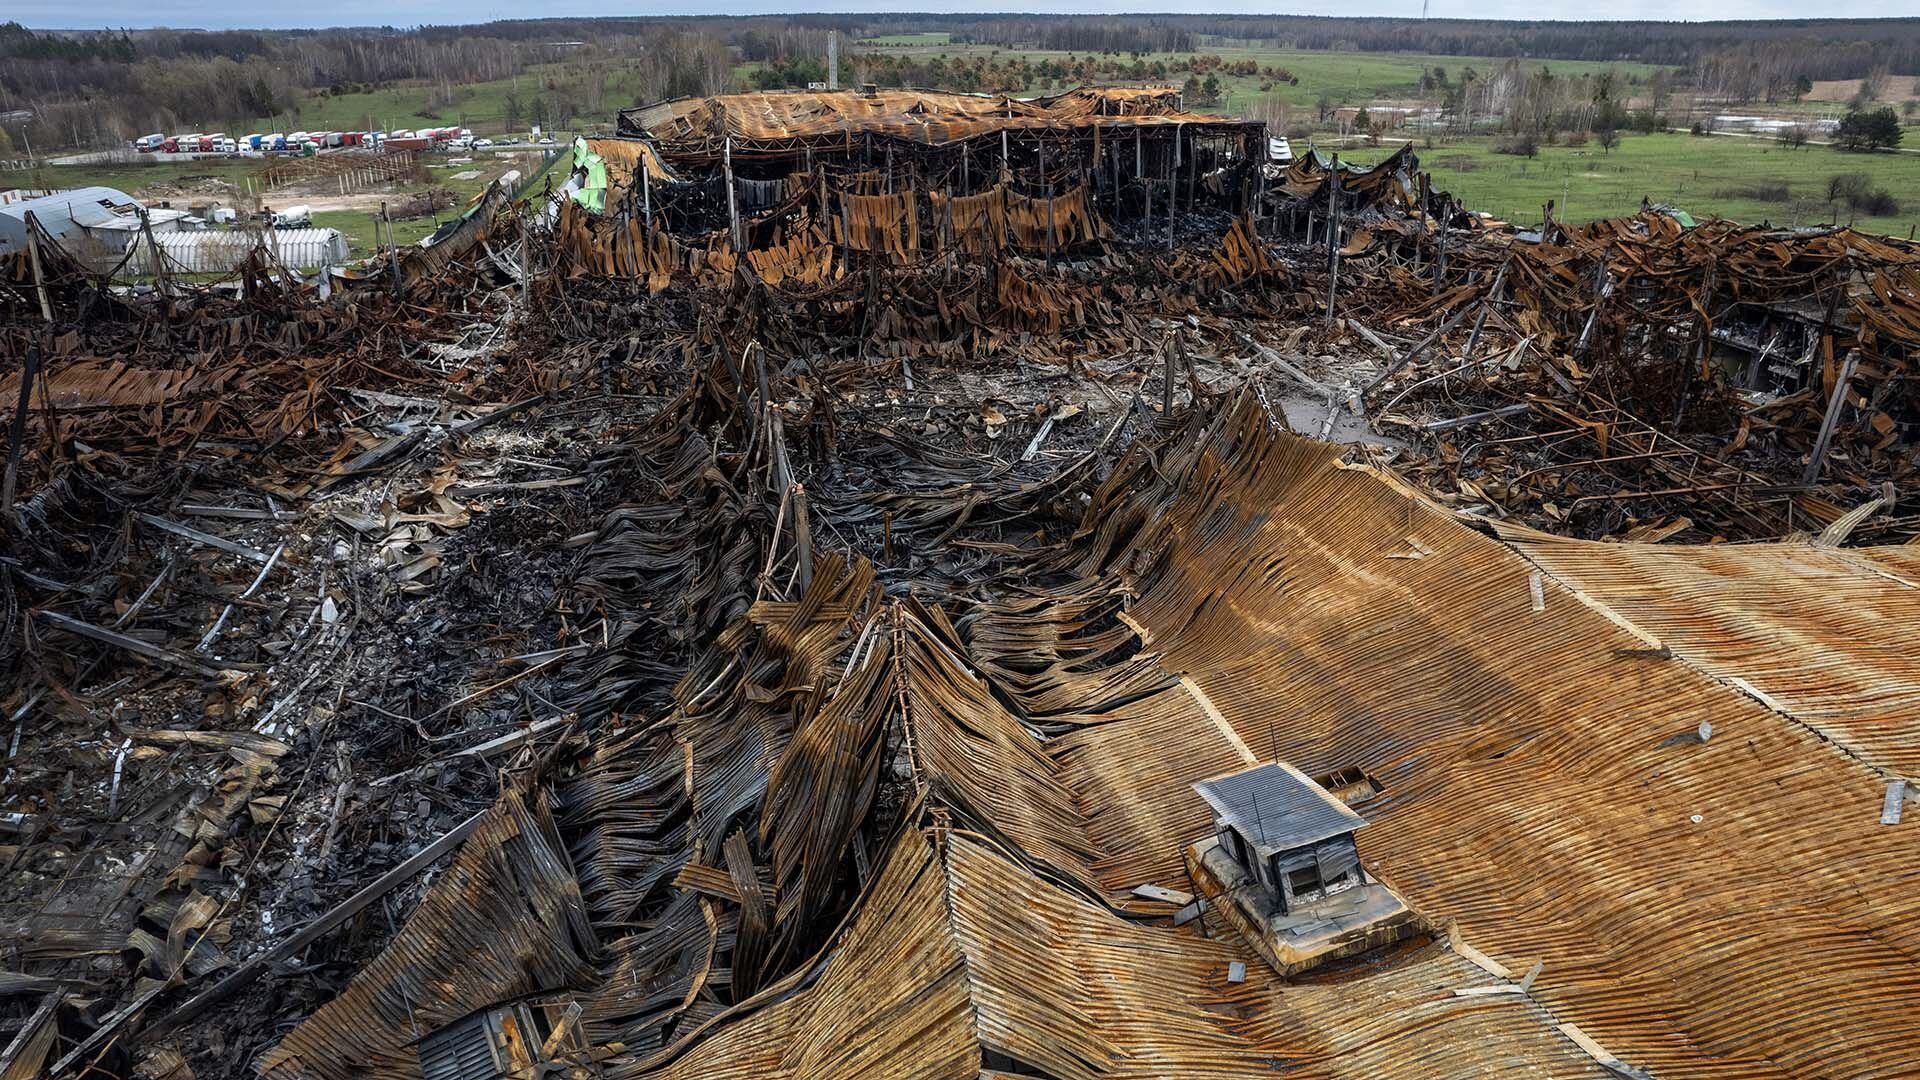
{"left": 240, "top": 45, "right": 1679, "bottom": 157}
{"left": 850, "top": 43, "right": 1671, "bottom": 117}
{"left": 857, "top": 32, "right": 952, "bottom": 46}
{"left": 244, "top": 61, "right": 639, "bottom": 139}
{"left": 31, "top": 158, "right": 261, "bottom": 195}
{"left": 1338, "top": 130, "right": 1918, "bottom": 236}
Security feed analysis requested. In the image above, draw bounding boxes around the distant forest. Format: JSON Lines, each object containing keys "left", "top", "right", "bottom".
{"left": 911, "top": 15, "right": 1920, "bottom": 77}
{"left": 2, "top": 14, "right": 1917, "bottom": 152}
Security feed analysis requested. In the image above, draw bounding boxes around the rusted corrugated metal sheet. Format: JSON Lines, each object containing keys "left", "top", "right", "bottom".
{"left": 619, "top": 86, "right": 1245, "bottom": 157}
{"left": 259, "top": 787, "right": 599, "bottom": 1080}
{"left": 608, "top": 827, "right": 1605, "bottom": 1080}
{"left": 1072, "top": 395, "right": 1920, "bottom": 1078}
{"left": 1512, "top": 536, "right": 1920, "bottom": 776}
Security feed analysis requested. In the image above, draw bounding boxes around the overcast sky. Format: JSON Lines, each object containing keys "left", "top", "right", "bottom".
{"left": 16, "top": 0, "right": 1916, "bottom": 31}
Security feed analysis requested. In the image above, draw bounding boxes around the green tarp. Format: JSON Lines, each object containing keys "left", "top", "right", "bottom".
{"left": 570, "top": 136, "right": 608, "bottom": 214}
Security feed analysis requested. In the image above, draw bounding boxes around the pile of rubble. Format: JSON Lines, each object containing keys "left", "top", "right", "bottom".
{"left": 2, "top": 85, "right": 1918, "bottom": 1080}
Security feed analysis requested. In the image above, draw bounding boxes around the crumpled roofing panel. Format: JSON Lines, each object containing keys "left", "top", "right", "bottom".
{"left": 603, "top": 825, "right": 978, "bottom": 1080}
{"left": 622, "top": 86, "right": 1245, "bottom": 156}
{"left": 259, "top": 787, "right": 599, "bottom": 1080}
{"left": 1093, "top": 395, "right": 1920, "bottom": 1078}
{"left": 587, "top": 137, "right": 677, "bottom": 185}
{"left": 613, "top": 826, "right": 1605, "bottom": 1080}
{"left": 1508, "top": 536, "right": 1920, "bottom": 776}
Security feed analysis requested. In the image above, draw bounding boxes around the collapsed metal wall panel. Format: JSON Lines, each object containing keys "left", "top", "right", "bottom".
{"left": 258, "top": 787, "right": 599, "bottom": 1080}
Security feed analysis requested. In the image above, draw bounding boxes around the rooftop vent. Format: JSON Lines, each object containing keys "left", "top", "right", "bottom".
{"left": 1186, "top": 762, "right": 1426, "bottom": 976}
{"left": 417, "top": 998, "right": 587, "bottom": 1080}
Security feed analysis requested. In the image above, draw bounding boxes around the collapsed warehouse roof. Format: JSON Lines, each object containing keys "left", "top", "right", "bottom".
{"left": 4, "top": 85, "right": 1920, "bottom": 1080}
{"left": 593, "top": 85, "right": 1268, "bottom": 245}
{"left": 616, "top": 85, "right": 1253, "bottom": 158}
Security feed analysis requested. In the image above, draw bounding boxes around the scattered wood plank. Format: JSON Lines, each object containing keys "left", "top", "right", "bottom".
{"left": 180, "top": 504, "right": 298, "bottom": 522}
{"left": 448, "top": 475, "right": 585, "bottom": 498}
{"left": 1234, "top": 332, "right": 1335, "bottom": 396}
{"left": 136, "top": 513, "right": 272, "bottom": 565}
{"left": 47, "top": 984, "right": 164, "bottom": 1078}
{"left": 0, "top": 988, "right": 62, "bottom": 1079}
{"left": 1348, "top": 320, "right": 1402, "bottom": 360}
{"left": 35, "top": 610, "right": 217, "bottom": 675}
{"left": 1801, "top": 352, "right": 1859, "bottom": 487}
{"left": 1359, "top": 302, "right": 1479, "bottom": 399}
{"left": 1419, "top": 403, "right": 1532, "bottom": 432}
{"left": 448, "top": 395, "right": 548, "bottom": 436}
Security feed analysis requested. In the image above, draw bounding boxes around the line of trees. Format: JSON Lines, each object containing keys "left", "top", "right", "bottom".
{"left": 846, "top": 14, "right": 1918, "bottom": 74}
{"left": 842, "top": 50, "right": 1295, "bottom": 95}
{"left": 0, "top": 20, "right": 737, "bottom": 151}
{"left": 3, "top": 14, "right": 1916, "bottom": 153}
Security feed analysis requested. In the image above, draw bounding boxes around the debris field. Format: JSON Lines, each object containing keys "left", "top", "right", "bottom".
{"left": 3, "top": 85, "right": 1918, "bottom": 1080}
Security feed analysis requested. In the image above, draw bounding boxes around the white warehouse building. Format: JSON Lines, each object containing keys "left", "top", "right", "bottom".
{"left": 125, "top": 228, "right": 351, "bottom": 274}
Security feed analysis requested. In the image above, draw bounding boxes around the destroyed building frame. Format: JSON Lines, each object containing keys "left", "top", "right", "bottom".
{"left": 1, "top": 76, "right": 1918, "bottom": 1080}
{"left": 602, "top": 86, "right": 1269, "bottom": 249}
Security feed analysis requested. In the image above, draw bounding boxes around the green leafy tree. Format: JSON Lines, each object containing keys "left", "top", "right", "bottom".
{"left": 1833, "top": 107, "right": 1902, "bottom": 152}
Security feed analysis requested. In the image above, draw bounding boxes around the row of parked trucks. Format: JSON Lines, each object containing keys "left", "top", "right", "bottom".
{"left": 132, "top": 128, "right": 474, "bottom": 155}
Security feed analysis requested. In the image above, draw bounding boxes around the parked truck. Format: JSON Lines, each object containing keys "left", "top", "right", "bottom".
{"left": 134, "top": 133, "right": 166, "bottom": 152}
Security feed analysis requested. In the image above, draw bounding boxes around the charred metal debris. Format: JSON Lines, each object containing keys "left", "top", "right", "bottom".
{"left": 2, "top": 85, "right": 1919, "bottom": 1080}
